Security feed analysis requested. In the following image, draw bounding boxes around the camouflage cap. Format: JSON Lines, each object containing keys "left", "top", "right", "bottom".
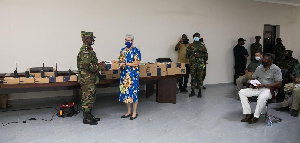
{"left": 81, "top": 31, "right": 96, "bottom": 38}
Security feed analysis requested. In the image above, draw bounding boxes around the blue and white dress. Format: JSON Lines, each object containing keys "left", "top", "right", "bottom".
{"left": 119, "top": 47, "right": 141, "bottom": 103}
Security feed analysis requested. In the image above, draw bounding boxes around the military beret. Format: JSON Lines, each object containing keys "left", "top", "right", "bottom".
{"left": 81, "top": 31, "right": 96, "bottom": 38}
{"left": 255, "top": 36, "right": 261, "bottom": 39}
{"left": 238, "top": 38, "right": 246, "bottom": 42}
{"left": 276, "top": 38, "right": 282, "bottom": 42}
{"left": 286, "top": 50, "right": 293, "bottom": 55}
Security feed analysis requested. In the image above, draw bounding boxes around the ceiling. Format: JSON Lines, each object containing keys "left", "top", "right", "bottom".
{"left": 252, "top": 0, "right": 300, "bottom": 6}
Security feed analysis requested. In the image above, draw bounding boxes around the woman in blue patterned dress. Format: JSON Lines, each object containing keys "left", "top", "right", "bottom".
{"left": 119, "top": 34, "right": 141, "bottom": 120}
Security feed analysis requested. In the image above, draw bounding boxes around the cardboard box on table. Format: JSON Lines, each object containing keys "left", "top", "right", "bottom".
{"left": 56, "top": 76, "right": 64, "bottom": 82}
{"left": 105, "top": 60, "right": 119, "bottom": 70}
{"left": 139, "top": 63, "right": 148, "bottom": 78}
{"left": 105, "top": 74, "right": 113, "bottom": 79}
{"left": 69, "top": 75, "right": 77, "bottom": 81}
{"left": 35, "top": 78, "right": 49, "bottom": 83}
{"left": 112, "top": 69, "right": 120, "bottom": 79}
{"left": 19, "top": 77, "right": 35, "bottom": 83}
{"left": 3, "top": 77, "right": 20, "bottom": 84}
{"left": 157, "top": 63, "right": 167, "bottom": 76}
{"left": 146, "top": 63, "right": 158, "bottom": 77}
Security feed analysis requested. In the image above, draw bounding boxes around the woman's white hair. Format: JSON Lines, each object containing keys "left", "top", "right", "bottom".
{"left": 125, "top": 34, "right": 134, "bottom": 41}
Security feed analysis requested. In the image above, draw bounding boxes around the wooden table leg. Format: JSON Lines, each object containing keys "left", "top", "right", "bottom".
{"left": 146, "top": 83, "right": 155, "bottom": 98}
{"left": 157, "top": 78, "right": 177, "bottom": 104}
{"left": 73, "top": 88, "right": 81, "bottom": 104}
{"left": 0, "top": 94, "right": 8, "bottom": 109}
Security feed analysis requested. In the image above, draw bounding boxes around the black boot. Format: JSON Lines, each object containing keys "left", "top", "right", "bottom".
{"left": 90, "top": 110, "right": 100, "bottom": 121}
{"left": 197, "top": 89, "right": 202, "bottom": 98}
{"left": 202, "top": 86, "right": 206, "bottom": 89}
{"left": 291, "top": 109, "right": 299, "bottom": 117}
{"left": 83, "top": 112, "right": 98, "bottom": 125}
{"left": 189, "top": 89, "right": 195, "bottom": 97}
{"left": 275, "top": 106, "right": 290, "bottom": 112}
{"left": 181, "top": 84, "right": 188, "bottom": 92}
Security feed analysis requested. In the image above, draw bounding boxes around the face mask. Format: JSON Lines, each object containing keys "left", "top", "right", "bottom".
{"left": 125, "top": 41, "right": 132, "bottom": 48}
{"left": 194, "top": 37, "right": 200, "bottom": 42}
{"left": 262, "top": 61, "right": 269, "bottom": 67}
{"left": 242, "top": 42, "right": 245, "bottom": 45}
{"left": 183, "top": 39, "right": 189, "bottom": 44}
{"left": 255, "top": 56, "right": 260, "bottom": 61}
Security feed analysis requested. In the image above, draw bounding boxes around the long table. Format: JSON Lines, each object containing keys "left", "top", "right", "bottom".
{"left": 0, "top": 74, "right": 183, "bottom": 104}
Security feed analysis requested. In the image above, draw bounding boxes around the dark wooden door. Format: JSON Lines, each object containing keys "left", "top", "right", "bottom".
{"left": 263, "top": 25, "right": 276, "bottom": 55}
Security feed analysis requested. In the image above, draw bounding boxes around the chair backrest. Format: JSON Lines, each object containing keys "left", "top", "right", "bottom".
{"left": 156, "top": 58, "right": 172, "bottom": 63}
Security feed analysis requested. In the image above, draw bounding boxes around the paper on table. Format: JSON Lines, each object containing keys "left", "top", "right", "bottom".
{"left": 295, "top": 84, "right": 300, "bottom": 88}
{"left": 249, "top": 79, "right": 261, "bottom": 86}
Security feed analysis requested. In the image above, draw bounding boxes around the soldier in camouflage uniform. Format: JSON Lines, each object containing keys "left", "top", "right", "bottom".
{"left": 186, "top": 33, "right": 208, "bottom": 98}
{"left": 77, "top": 31, "right": 104, "bottom": 125}
{"left": 280, "top": 50, "right": 299, "bottom": 75}
{"left": 250, "top": 36, "right": 262, "bottom": 61}
{"left": 276, "top": 63, "right": 300, "bottom": 117}
{"left": 200, "top": 38, "right": 208, "bottom": 89}
{"left": 273, "top": 38, "right": 286, "bottom": 66}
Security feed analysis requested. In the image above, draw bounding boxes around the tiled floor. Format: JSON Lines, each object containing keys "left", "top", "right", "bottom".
{"left": 1, "top": 84, "right": 299, "bottom": 143}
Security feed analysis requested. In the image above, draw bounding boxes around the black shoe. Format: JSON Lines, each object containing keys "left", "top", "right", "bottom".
{"left": 248, "top": 117, "right": 259, "bottom": 124}
{"left": 121, "top": 113, "right": 132, "bottom": 118}
{"left": 275, "top": 106, "right": 290, "bottom": 112}
{"left": 130, "top": 114, "right": 138, "bottom": 120}
{"left": 189, "top": 90, "right": 195, "bottom": 97}
{"left": 197, "top": 90, "right": 202, "bottom": 98}
{"left": 203, "top": 86, "right": 206, "bottom": 89}
{"left": 92, "top": 115, "right": 100, "bottom": 121}
{"left": 241, "top": 114, "right": 254, "bottom": 122}
{"left": 291, "top": 109, "right": 299, "bottom": 117}
{"left": 83, "top": 112, "right": 98, "bottom": 125}
{"left": 180, "top": 88, "right": 188, "bottom": 93}
{"left": 6, "top": 104, "right": 12, "bottom": 108}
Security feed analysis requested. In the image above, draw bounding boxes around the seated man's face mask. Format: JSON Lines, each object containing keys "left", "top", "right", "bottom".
{"left": 255, "top": 56, "right": 261, "bottom": 61}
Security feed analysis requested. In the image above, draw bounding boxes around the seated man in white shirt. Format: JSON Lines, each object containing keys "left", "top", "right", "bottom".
{"left": 239, "top": 53, "right": 282, "bottom": 124}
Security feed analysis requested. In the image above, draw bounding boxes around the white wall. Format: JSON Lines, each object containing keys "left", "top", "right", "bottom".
{"left": 0, "top": 0, "right": 300, "bottom": 99}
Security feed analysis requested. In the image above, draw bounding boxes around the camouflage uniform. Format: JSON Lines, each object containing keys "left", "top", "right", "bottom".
{"left": 186, "top": 41, "right": 208, "bottom": 90}
{"left": 273, "top": 38, "right": 286, "bottom": 66}
{"left": 77, "top": 31, "right": 101, "bottom": 113}
{"left": 201, "top": 42, "right": 208, "bottom": 81}
{"left": 250, "top": 42, "right": 262, "bottom": 61}
{"left": 280, "top": 64, "right": 300, "bottom": 116}
{"left": 279, "top": 50, "right": 299, "bottom": 75}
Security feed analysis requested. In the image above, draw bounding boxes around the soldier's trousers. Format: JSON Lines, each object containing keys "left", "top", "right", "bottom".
{"left": 190, "top": 64, "right": 204, "bottom": 89}
{"left": 178, "top": 64, "right": 190, "bottom": 89}
{"left": 202, "top": 64, "right": 207, "bottom": 81}
{"left": 81, "top": 83, "right": 96, "bottom": 113}
{"left": 234, "top": 66, "right": 246, "bottom": 84}
{"left": 281, "top": 83, "right": 300, "bottom": 110}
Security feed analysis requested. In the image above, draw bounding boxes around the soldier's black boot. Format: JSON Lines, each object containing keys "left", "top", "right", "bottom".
{"left": 197, "top": 89, "right": 202, "bottom": 98}
{"left": 83, "top": 112, "right": 98, "bottom": 125}
{"left": 90, "top": 110, "right": 100, "bottom": 121}
{"left": 189, "top": 89, "right": 195, "bottom": 97}
{"left": 182, "top": 84, "right": 188, "bottom": 92}
{"left": 291, "top": 109, "right": 299, "bottom": 117}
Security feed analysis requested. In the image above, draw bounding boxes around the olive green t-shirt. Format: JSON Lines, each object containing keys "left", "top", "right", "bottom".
{"left": 178, "top": 43, "right": 190, "bottom": 64}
